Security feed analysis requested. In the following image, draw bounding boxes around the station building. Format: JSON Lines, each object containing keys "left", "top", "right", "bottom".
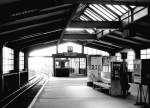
{"left": 0, "top": 0, "right": 150, "bottom": 108}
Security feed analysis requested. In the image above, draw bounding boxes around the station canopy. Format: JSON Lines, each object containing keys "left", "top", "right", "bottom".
{"left": 0, "top": 0, "right": 150, "bottom": 53}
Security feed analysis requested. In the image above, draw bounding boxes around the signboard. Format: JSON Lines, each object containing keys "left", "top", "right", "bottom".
{"left": 87, "top": 55, "right": 102, "bottom": 82}
{"left": 133, "top": 60, "right": 141, "bottom": 84}
{"left": 67, "top": 46, "right": 73, "bottom": 53}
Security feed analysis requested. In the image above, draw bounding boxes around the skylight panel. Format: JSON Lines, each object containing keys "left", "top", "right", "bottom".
{"left": 98, "top": 4, "right": 117, "bottom": 19}
{"left": 86, "top": 9, "right": 103, "bottom": 21}
{"left": 82, "top": 15, "right": 90, "bottom": 21}
{"left": 80, "top": 17, "right": 85, "bottom": 21}
{"left": 87, "top": 8, "right": 104, "bottom": 21}
{"left": 92, "top": 4, "right": 114, "bottom": 20}
{"left": 106, "top": 5, "right": 122, "bottom": 16}
{"left": 84, "top": 11, "right": 97, "bottom": 21}
{"left": 121, "top": 5, "right": 129, "bottom": 11}
{"left": 113, "top": 5, "right": 127, "bottom": 13}
{"left": 83, "top": 14, "right": 93, "bottom": 21}
{"left": 80, "top": 16, "right": 87, "bottom": 21}
{"left": 80, "top": 15, "right": 89, "bottom": 21}
{"left": 90, "top": 5, "right": 112, "bottom": 21}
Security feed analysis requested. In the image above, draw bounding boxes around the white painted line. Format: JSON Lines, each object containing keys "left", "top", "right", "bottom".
{"left": 28, "top": 79, "right": 48, "bottom": 108}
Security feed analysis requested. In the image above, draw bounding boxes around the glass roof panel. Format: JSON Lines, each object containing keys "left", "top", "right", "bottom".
{"left": 98, "top": 4, "right": 117, "bottom": 19}
{"left": 106, "top": 5, "right": 122, "bottom": 16}
{"left": 83, "top": 14, "right": 94, "bottom": 21}
{"left": 111, "top": 5, "right": 124, "bottom": 14}
{"left": 86, "top": 9, "right": 103, "bottom": 21}
{"left": 80, "top": 16, "right": 88, "bottom": 21}
{"left": 82, "top": 15, "right": 91, "bottom": 21}
{"left": 84, "top": 11, "right": 97, "bottom": 21}
{"left": 92, "top": 4, "right": 115, "bottom": 20}
{"left": 87, "top": 8, "right": 106, "bottom": 21}
{"left": 121, "top": 5, "right": 129, "bottom": 11}
{"left": 80, "top": 17, "right": 84, "bottom": 21}
{"left": 90, "top": 4, "right": 112, "bottom": 21}
{"left": 80, "top": 15, "right": 89, "bottom": 21}
{"left": 113, "top": 5, "right": 127, "bottom": 13}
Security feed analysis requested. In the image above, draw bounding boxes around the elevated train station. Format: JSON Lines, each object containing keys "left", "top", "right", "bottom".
{"left": 0, "top": 0, "right": 150, "bottom": 108}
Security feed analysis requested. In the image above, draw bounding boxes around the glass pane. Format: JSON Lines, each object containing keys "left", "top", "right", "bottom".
{"left": 80, "top": 16, "right": 88, "bottom": 21}
{"left": 147, "top": 54, "right": 150, "bottom": 59}
{"left": 128, "top": 60, "right": 133, "bottom": 65}
{"left": 87, "top": 8, "right": 104, "bottom": 21}
{"left": 128, "top": 56, "right": 134, "bottom": 60}
{"left": 84, "top": 11, "right": 97, "bottom": 21}
{"left": 106, "top": 5, "right": 122, "bottom": 16}
{"left": 141, "top": 55, "right": 146, "bottom": 59}
{"left": 113, "top": 5, "right": 127, "bottom": 13}
{"left": 99, "top": 4, "right": 117, "bottom": 19}
{"left": 80, "top": 17, "right": 85, "bottom": 21}
{"left": 90, "top": 4, "right": 112, "bottom": 21}
{"left": 128, "top": 51, "right": 134, "bottom": 55}
{"left": 128, "top": 65, "right": 133, "bottom": 70}
{"left": 121, "top": 5, "right": 129, "bottom": 11}
{"left": 147, "top": 49, "right": 150, "bottom": 54}
{"left": 141, "top": 49, "right": 146, "bottom": 54}
{"left": 86, "top": 9, "right": 103, "bottom": 21}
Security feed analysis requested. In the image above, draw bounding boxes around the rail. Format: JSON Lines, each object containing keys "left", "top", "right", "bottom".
{"left": 0, "top": 74, "right": 46, "bottom": 108}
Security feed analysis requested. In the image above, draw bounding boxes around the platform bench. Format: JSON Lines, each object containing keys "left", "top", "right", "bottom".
{"left": 93, "top": 81, "right": 111, "bottom": 95}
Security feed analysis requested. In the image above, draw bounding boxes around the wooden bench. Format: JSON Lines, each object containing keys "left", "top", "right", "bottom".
{"left": 93, "top": 81, "right": 111, "bottom": 95}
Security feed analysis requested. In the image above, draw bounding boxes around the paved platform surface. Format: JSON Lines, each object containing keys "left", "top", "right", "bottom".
{"left": 31, "top": 77, "right": 142, "bottom": 108}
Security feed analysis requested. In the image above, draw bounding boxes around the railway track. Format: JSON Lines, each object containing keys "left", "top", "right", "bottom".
{"left": 0, "top": 74, "right": 48, "bottom": 108}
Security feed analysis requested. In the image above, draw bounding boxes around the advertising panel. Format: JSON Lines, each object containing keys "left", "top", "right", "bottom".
{"left": 133, "top": 60, "right": 141, "bottom": 84}
{"left": 87, "top": 55, "right": 102, "bottom": 82}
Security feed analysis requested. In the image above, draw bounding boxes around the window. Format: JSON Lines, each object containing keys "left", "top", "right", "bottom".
{"left": 58, "top": 42, "right": 82, "bottom": 53}
{"left": 3, "top": 47, "right": 14, "bottom": 74}
{"left": 141, "top": 49, "right": 150, "bottom": 59}
{"left": 19, "top": 52, "right": 24, "bottom": 71}
{"left": 116, "top": 50, "right": 135, "bottom": 71}
{"left": 84, "top": 46, "right": 109, "bottom": 56}
{"left": 127, "top": 51, "right": 135, "bottom": 71}
{"left": 115, "top": 53, "right": 122, "bottom": 61}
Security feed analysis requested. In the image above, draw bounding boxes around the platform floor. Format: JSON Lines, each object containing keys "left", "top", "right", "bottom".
{"left": 31, "top": 77, "right": 142, "bottom": 108}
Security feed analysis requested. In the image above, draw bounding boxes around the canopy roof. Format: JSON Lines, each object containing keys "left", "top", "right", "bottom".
{"left": 0, "top": 0, "right": 150, "bottom": 53}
